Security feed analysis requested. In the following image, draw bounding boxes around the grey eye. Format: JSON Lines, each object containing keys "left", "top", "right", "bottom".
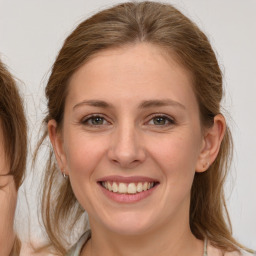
{"left": 90, "top": 116, "right": 105, "bottom": 125}
{"left": 148, "top": 116, "right": 173, "bottom": 126}
{"left": 82, "top": 116, "right": 108, "bottom": 126}
{"left": 152, "top": 117, "right": 168, "bottom": 125}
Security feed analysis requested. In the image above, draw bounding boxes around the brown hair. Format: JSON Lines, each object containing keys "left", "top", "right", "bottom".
{"left": 36, "top": 1, "right": 244, "bottom": 254}
{"left": 0, "top": 60, "right": 27, "bottom": 189}
{"left": 0, "top": 60, "right": 27, "bottom": 255}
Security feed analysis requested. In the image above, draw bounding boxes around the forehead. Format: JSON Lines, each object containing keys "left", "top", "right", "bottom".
{"left": 66, "top": 43, "right": 197, "bottom": 110}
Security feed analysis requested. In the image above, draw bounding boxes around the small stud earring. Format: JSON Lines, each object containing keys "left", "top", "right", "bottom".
{"left": 62, "top": 172, "right": 68, "bottom": 179}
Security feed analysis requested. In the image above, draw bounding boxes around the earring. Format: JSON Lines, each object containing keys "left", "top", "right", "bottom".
{"left": 62, "top": 172, "right": 68, "bottom": 179}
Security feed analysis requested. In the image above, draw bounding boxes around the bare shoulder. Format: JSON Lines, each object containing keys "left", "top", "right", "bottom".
{"left": 225, "top": 251, "right": 247, "bottom": 256}
{"left": 226, "top": 251, "right": 256, "bottom": 256}
{"left": 225, "top": 247, "right": 256, "bottom": 256}
{"left": 208, "top": 242, "right": 255, "bottom": 256}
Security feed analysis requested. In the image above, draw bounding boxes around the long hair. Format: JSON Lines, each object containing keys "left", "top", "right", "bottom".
{"left": 35, "top": 1, "right": 243, "bottom": 254}
{"left": 0, "top": 60, "right": 27, "bottom": 255}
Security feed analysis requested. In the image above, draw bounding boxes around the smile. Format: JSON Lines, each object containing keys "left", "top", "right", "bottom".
{"left": 97, "top": 176, "right": 159, "bottom": 203}
{"left": 101, "top": 181, "right": 156, "bottom": 194}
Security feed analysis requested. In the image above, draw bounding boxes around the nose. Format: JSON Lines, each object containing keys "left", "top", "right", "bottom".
{"left": 107, "top": 124, "right": 146, "bottom": 169}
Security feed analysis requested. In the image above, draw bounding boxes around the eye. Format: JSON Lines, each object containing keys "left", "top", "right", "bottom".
{"left": 147, "top": 115, "right": 175, "bottom": 126}
{"left": 82, "top": 115, "right": 109, "bottom": 126}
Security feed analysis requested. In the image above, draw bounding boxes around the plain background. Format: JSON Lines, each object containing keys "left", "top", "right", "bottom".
{"left": 0, "top": 0, "right": 255, "bottom": 249}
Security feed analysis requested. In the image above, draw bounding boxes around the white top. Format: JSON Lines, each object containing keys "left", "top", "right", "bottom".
{"left": 66, "top": 231, "right": 91, "bottom": 256}
{"left": 66, "top": 231, "right": 255, "bottom": 256}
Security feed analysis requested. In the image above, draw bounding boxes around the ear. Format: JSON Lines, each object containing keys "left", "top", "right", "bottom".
{"left": 196, "top": 114, "right": 226, "bottom": 173}
{"left": 48, "top": 119, "right": 68, "bottom": 176}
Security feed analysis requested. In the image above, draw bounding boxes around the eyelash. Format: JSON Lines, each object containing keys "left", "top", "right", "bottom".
{"left": 145, "top": 114, "right": 175, "bottom": 127}
{"left": 80, "top": 114, "right": 175, "bottom": 128}
{"left": 81, "top": 114, "right": 110, "bottom": 127}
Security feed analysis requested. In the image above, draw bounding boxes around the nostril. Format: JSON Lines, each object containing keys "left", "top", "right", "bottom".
{"left": 110, "top": 158, "right": 141, "bottom": 169}
{"left": 107, "top": 136, "right": 146, "bottom": 168}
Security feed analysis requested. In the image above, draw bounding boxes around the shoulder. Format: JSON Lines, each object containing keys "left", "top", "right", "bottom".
{"left": 226, "top": 251, "right": 256, "bottom": 256}
{"left": 208, "top": 242, "right": 255, "bottom": 256}
{"left": 225, "top": 251, "right": 249, "bottom": 256}
{"left": 66, "top": 230, "right": 91, "bottom": 256}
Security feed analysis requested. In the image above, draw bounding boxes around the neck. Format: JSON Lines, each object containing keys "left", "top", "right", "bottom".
{"left": 82, "top": 217, "right": 203, "bottom": 256}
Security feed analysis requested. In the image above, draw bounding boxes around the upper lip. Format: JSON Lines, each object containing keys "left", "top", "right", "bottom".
{"left": 97, "top": 175, "right": 159, "bottom": 183}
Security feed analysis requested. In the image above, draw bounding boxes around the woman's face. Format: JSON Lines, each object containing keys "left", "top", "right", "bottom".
{"left": 50, "top": 43, "right": 209, "bottom": 235}
{"left": 0, "top": 122, "right": 17, "bottom": 254}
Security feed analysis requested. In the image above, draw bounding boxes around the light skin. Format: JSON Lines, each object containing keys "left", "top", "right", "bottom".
{"left": 49, "top": 43, "right": 225, "bottom": 256}
{"left": 0, "top": 122, "right": 17, "bottom": 256}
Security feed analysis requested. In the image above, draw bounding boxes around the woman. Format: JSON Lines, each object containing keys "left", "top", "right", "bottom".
{"left": 36, "top": 1, "right": 254, "bottom": 255}
{"left": 0, "top": 60, "right": 27, "bottom": 255}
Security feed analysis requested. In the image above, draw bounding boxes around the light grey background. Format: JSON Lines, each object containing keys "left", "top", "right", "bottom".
{"left": 0, "top": 0, "right": 255, "bottom": 248}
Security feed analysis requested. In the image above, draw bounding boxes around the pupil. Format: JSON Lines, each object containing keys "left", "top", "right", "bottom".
{"left": 154, "top": 117, "right": 165, "bottom": 125}
{"left": 92, "top": 117, "right": 103, "bottom": 125}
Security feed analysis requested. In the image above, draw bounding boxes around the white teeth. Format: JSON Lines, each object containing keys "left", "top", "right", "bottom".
{"left": 102, "top": 181, "right": 156, "bottom": 194}
{"left": 107, "top": 182, "right": 112, "bottom": 191}
{"left": 119, "top": 183, "right": 127, "bottom": 193}
{"left": 112, "top": 182, "right": 118, "bottom": 192}
{"left": 137, "top": 182, "right": 143, "bottom": 192}
{"left": 142, "top": 182, "right": 148, "bottom": 191}
{"left": 102, "top": 182, "right": 107, "bottom": 189}
{"left": 127, "top": 183, "right": 137, "bottom": 194}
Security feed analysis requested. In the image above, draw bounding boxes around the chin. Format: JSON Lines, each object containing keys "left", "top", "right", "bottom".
{"left": 107, "top": 223, "right": 152, "bottom": 236}
{"left": 100, "top": 210, "right": 158, "bottom": 236}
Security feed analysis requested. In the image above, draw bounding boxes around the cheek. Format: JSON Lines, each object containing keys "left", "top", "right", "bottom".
{"left": 0, "top": 178, "right": 17, "bottom": 239}
{"left": 62, "top": 132, "right": 108, "bottom": 210}
{"left": 63, "top": 131, "right": 107, "bottom": 178}
{"left": 148, "top": 130, "right": 202, "bottom": 182}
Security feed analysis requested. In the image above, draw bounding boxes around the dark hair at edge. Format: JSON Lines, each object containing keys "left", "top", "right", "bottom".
{"left": 34, "top": 1, "right": 249, "bottom": 254}
{"left": 0, "top": 60, "right": 27, "bottom": 255}
{"left": 0, "top": 60, "right": 27, "bottom": 189}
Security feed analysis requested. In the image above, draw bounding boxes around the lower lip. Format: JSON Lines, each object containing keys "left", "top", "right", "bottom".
{"left": 99, "top": 184, "right": 158, "bottom": 203}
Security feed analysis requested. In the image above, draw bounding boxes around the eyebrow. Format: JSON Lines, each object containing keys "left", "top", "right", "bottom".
{"left": 139, "top": 99, "right": 186, "bottom": 110}
{"left": 73, "top": 100, "right": 112, "bottom": 110}
{"left": 73, "top": 99, "right": 186, "bottom": 110}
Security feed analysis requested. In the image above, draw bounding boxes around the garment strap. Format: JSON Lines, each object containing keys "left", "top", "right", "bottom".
{"left": 203, "top": 237, "right": 208, "bottom": 256}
